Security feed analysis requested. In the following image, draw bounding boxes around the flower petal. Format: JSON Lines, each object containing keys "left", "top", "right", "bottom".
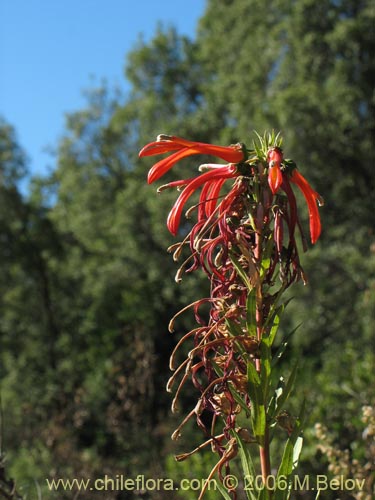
{"left": 141, "top": 136, "right": 244, "bottom": 181}
{"left": 290, "top": 170, "right": 322, "bottom": 244}
{"left": 204, "top": 178, "right": 227, "bottom": 218}
{"left": 168, "top": 136, "right": 245, "bottom": 163}
{"left": 268, "top": 164, "right": 283, "bottom": 194}
{"left": 147, "top": 147, "right": 203, "bottom": 184}
{"left": 139, "top": 141, "right": 184, "bottom": 157}
{"left": 167, "top": 166, "right": 237, "bottom": 235}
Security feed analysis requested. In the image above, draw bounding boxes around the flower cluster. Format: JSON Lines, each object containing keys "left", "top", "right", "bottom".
{"left": 140, "top": 132, "right": 323, "bottom": 498}
{"left": 140, "top": 134, "right": 323, "bottom": 244}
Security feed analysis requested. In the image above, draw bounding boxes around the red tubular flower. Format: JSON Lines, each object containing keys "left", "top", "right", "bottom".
{"left": 267, "top": 147, "right": 283, "bottom": 194}
{"left": 167, "top": 165, "right": 238, "bottom": 235}
{"left": 198, "top": 175, "right": 227, "bottom": 221}
{"left": 290, "top": 169, "right": 324, "bottom": 244}
{"left": 139, "top": 135, "right": 245, "bottom": 184}
{"left": 281, "top": 176, "right": 297, "bottom": 240}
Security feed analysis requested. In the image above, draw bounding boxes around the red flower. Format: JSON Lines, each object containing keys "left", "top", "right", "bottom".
{"left": 139, "top": 135, "right": 244, "bottom": 184}
{"left": 266, "top": 147, "right": 323, "bottom": 244}
{"left": 139, "top": 136, "right": 245, "bottom": 235}
{"left": 166, "top": 164, "right": 238, "bottom": 235}
{"left": 267, "top": 147, "right": 283, "bottom": 194}
{"left": 290, "top": 169, "right": 324, "bottom": 244}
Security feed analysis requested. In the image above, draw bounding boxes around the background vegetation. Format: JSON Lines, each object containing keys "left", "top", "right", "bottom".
{"left": 0, "top": 0, "right": 374, "bottom": 498}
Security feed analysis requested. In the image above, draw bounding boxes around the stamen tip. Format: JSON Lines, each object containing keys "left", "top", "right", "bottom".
{"left": 166, "top": 378, "right": 174, "bottom": 392}
{"left": 175, "top": 268, "right": 184, "bottom": 283}
{"left": 171, "top": 430, "right": 181, "bottom": 441}
{"left": 157, "top": 134, "right": 171, "bottom": 142}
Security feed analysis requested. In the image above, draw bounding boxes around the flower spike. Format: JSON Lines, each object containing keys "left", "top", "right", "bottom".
{"left": 139, "top": 131, "right": 324, "bottom": 498}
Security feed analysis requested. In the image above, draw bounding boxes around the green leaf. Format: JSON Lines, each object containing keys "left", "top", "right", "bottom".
{"left": 247, "top": 361, "right": 261, "bottom": 393}
{"left": 260, "top": 257, "right": 271, "bottom": 280}
{"left": 268, "top": 361, "right": 299, "bottom": 419}
{"left": 229, "top": 384, "right": 251, "bottom": 414}
{"left": 268, "top": 305, "right": 283, "bottom": 346}
{"left": 274, "top": 400, "right": 306, "bottom": 500}
{"left": 271, "top": 323, "right": 302, "bottom": 367}
{"left": 267, "top": 383, "right": 282, "bottom": 418}
{"left": 225, "top": 317, "right": 243, "bottom": 337}
{"left": 229, "top": 252, "right": 253, "bottom": 290}
{"left": 232, "top": 430, "right": 257, "bottom": 500}
{"left": 263, "top": 291, "right": 290, "bottom": 331}
{"left": 257, "top": 486, "right": 271, "bottom": 500}
{"left": 260, "top": 238, "right": 274, "bottom": 280}
{"left": 215, "top": 479, "right": 233, "bottom": 500}
{"left": 260, "top": 338, "right": 271, "bottom": 401}
{"left": 247, "top": 363, "right": 266, "bottom": 443}
{"left": 211, "top": 359, "right": 249, "bottom": 413}
{"left": 246, "top": 288, "right": 257, "bottom": 336}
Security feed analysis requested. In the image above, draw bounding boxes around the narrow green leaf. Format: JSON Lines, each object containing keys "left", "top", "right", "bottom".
{"left": 267, "top": 383, "right": 283, "bottom": 418}
{"left": 210, "top": 358, "right": 224, "bottom": 377}
{"left": 253, "top": 130, "right": 263, "bottom": 144}
{"left": 246, "top": 288, "right": 257, "bottom": 336}
{"left": 266, "top": 296, "right": 294, "bottom": 341}
{"left": 232, "top": 430, "right": 257, "bottom": 500}
{"left": 277, "top": 440, "right": 294, "bottom": 478}
{"left": 271, "top": 323, "right": 302, "bottom": 367}
{"left": 229, "top": 252, "right": 253, "bottom": 290}
{"left": 228, "top": 384, "right": 251, "bottom": 414}
{"left": 263, "top": 289, "right": 289, "bottom": 330}
{"left": 275, "top": 361, "right": 298, "bottom": 415}
{"left": 247, "top": 363, "right": 265, "bottom": 443}
{"left": 224, "top": 318, "right": 252, "bottom": 358}
{"left": 257, "top": 486, "right": 271, "bottom": 500}
{"left": 274, "top": 400, "right": 306, "bottom": 500}
{"left": 260, "top": 338, "right": 271, "bottom": 401}
{"left": 225, "top": 317, "right": 243, "bottom": 337}
{"left": 254, "top": 405, "right": 266, "bottom": 445}
{"left": 215, "top": 479, "right": 233, "bottom": 500}
{"left": 247, "top": 362, "right": 261, "bottom": 392}
{"left": 268, "top": 361, "right": 299, "bottom": 419}
{"left": 260, "top": 257, "right": 271, "bottom": 280}
{"left": 274, "top": 444, "right": 294, "bottom": 500}
{"left": 211, "top": 359, "right": 249, "bottom": 413}
{"left": 268, "top": 305, "right": 283, "bottom": 345}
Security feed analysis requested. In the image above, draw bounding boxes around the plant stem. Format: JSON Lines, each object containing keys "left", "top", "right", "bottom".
{"left": 255, "top": 200, "right": 272, "bottom": 492}
{"left": 260, "top": 428, "right": 272, "bottom": 484}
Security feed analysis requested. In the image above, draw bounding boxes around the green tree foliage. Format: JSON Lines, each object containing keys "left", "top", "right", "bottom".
{"left": 1, "top": 29, "right": 209, "bottom": 500}
{"left": 197, "top": 0, "right": 375, "bottom": 345}
{"left": 198, "top": 0, "right": 374, "bottom": 221}
{"left": 0, "top": 1, "right": 374, "bottom": 499}
{"left": 196, "top": 0, "right": 375, "bottom": 491}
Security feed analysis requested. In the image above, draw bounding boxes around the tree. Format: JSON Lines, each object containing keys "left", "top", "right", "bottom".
{"left": 196, "top": 0, "right": 375, "bottom": 491}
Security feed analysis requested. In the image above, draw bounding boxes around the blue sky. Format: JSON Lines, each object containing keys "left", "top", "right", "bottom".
{"left": 0, "top": 0, "right": 206, "bottom": 177}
